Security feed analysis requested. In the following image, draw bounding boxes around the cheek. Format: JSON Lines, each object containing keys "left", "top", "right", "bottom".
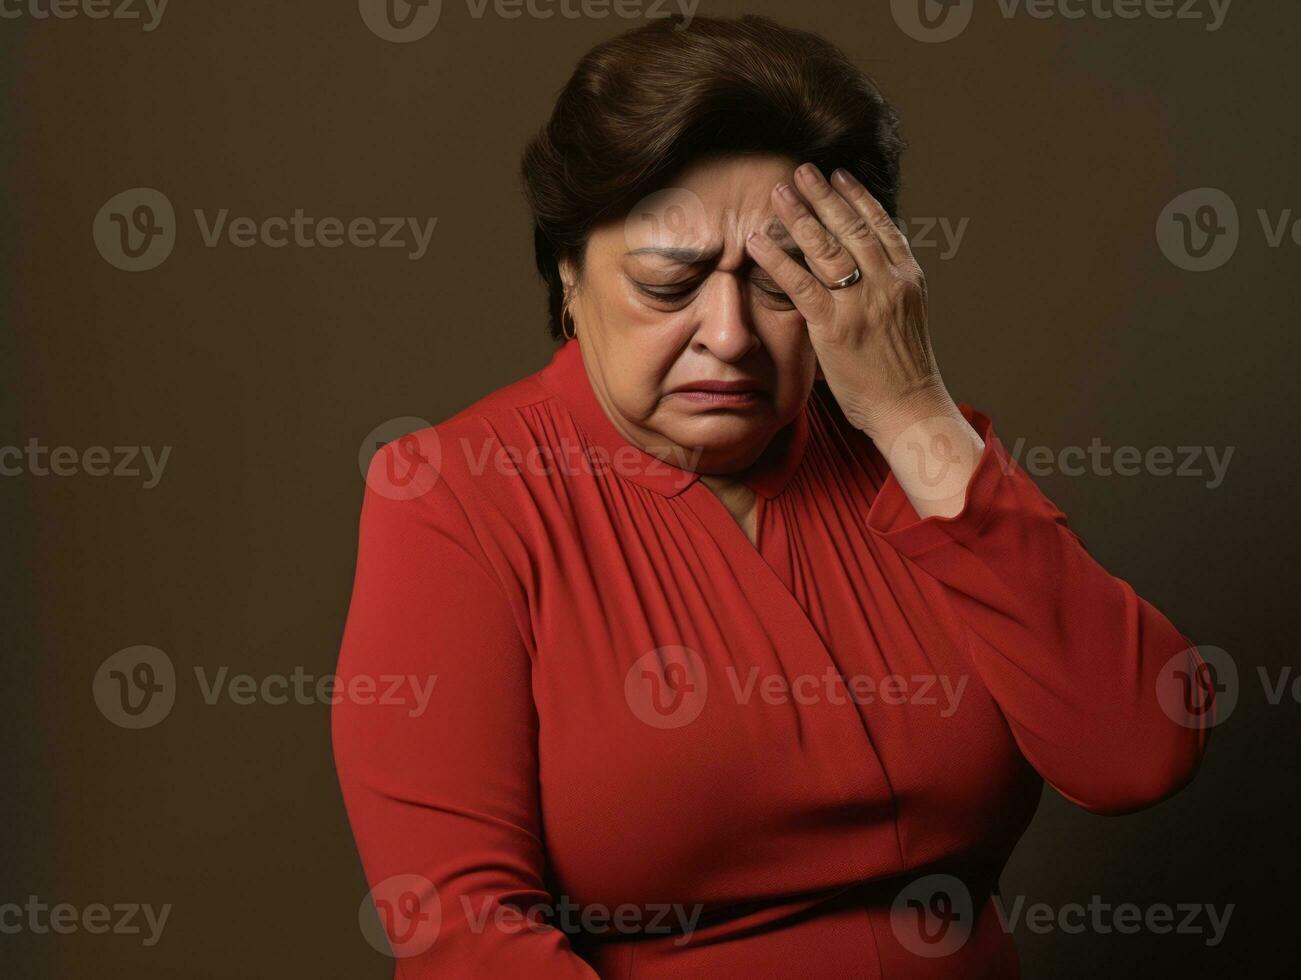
{"left": 597, "top": 323, "right": 685, "bottom": 420}
{"left": 759, "top": 319, "right": 817, "bottom": 409}
{"left": 606, "top": 301, "right": 694, "bottom": 394}
{"left": 755, "top": 310, "right": 813, "bottom": 364}
{"left": 583, "top": 275, "right": 679, "bottom": 405}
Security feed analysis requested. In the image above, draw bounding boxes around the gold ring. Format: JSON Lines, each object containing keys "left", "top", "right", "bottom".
{"left": 825, "top": 267, "right": 861, "bottom": 290}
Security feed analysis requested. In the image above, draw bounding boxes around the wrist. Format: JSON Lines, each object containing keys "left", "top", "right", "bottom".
{"left": 869, "top": 395, "right": 985, "bottom": 517}
{"left": 858, "top": 382, "right": 958, "bottom": 448}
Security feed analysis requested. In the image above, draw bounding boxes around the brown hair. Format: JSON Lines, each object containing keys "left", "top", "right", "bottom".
{"left": 519, "top": 14, "right": 906, "bottom": 340}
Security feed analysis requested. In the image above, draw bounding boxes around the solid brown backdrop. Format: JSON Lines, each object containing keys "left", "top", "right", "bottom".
{"left": 3, "top": 1, "right": 1297, "bottom": 976}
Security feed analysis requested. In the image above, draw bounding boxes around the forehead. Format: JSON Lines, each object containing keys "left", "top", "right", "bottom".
{"left": 613, "top": 153, "right": 798, "bottom": 258}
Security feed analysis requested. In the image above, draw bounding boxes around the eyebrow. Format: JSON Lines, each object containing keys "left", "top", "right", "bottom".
{"left": 628, "top": 235, "right": 804, "bottom": 264}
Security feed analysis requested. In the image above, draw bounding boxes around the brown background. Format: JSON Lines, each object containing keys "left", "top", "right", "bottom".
{"left": 3, "top": 1, "right": 1297, "bottom": 976}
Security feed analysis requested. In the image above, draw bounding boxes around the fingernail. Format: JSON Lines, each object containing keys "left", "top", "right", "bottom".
{"left": 796, "top": 163, "right": 821, "bottom": 184}
{"left": 832, "top": 168, "right": 853, "bottom": 187}
{"left": 775, "top": 182, "right": 798, "bottom": 203}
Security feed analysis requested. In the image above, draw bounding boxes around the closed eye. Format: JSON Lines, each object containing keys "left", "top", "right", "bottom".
{"left": 633, "top": 274, "right": 794, "bottom": 307}
{"left": 635, "top": 280, "right": 702, "bottom": 303}
{"left": 750, "top": 276, "right": 793, "bottom": 305}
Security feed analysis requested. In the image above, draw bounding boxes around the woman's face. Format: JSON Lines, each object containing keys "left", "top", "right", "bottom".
{"left": 561, "top": 153, "right": 817, "bottom": 476}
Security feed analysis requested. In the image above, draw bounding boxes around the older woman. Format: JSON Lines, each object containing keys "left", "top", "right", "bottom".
{"left": 332, "top": 14, "right": 1211, "bottom": 979}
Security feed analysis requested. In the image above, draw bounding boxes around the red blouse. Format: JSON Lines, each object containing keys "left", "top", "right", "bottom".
{"left": 332, "top": 339, "right": 1210, "bottom": 978}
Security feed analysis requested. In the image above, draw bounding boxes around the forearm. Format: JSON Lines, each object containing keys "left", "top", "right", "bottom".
{"left": 864, "top": 403, "right": 1211, "bottom": 813}
{"left": 866, "top": 391, "right": 986, "bottom": 520}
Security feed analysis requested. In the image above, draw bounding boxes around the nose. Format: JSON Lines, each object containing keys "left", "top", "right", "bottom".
{"left": 689, "top": 273, "right": 761, "bottom": 363}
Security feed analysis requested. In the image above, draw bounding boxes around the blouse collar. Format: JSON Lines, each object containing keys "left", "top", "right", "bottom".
{"left": 536, "top": 339, "right": 809, "bottom": 500}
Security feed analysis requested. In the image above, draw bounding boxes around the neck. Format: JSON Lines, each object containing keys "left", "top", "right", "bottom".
{"left": 699, "top": 471, "right": 752, "bottom": 493}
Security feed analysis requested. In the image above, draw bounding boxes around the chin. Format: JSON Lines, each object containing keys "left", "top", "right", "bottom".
{"left": 667, "top": 413, "right": 776, "bottom": 463}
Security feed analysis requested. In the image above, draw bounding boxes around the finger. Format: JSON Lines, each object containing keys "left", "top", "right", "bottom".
{"left": 770, "top": 179, "right": 864, "bottom": 290}
{"left": 791, "top": 162, "right": 890, "bottom": 278}
{"left": 744, "top": 227, "right": 834, "bottom": 325}
{"left": 829, "top": 168, "right": 914, "bottom": 267}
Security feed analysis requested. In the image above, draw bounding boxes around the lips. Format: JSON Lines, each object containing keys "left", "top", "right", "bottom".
{"left": 667, "top": 379, "right": 767, "bottom": 408}
{"left": 668, "top": 380, "right": 765, "bottom": 395}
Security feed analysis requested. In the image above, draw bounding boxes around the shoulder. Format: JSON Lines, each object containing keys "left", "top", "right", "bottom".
{"left": 358, "top": 356, "right": 579, "bottom": 578}
{"left": 365, "top": 361, "right": 556, "bottom": 498}
{"left": 355, "top": 367, "right": 561, "bottom": 627}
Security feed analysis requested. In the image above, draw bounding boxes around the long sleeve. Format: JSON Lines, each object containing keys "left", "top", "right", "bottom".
{"left": 331, "top": 440, "right": 601, "bottom": 978}
{"left": 864, "top": 404, "right": 1213, "bottom": 815}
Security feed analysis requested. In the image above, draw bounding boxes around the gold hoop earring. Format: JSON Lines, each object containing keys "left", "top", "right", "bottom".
{"left": 561, "top": 302, "right": 577, "bottom": 341}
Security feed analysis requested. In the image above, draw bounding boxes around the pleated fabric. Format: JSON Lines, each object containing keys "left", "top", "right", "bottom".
{"left": 332, "top": 339, "right": 1210, "bottom": 979}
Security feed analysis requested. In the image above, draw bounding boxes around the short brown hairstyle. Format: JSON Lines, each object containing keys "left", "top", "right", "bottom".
{"left": 520, "top": 14, "right": 906, "bottom": 340}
